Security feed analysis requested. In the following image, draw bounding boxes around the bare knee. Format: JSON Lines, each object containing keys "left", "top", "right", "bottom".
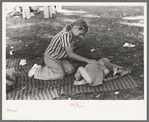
{"left": 78, "top": 66, "right": 87, "bottom": 75}
{"left": 78, "top": 66, "right": 85, "bottom": 71}
{"left": 77, "top": 66, "right": 93, "bottom": 84}
{"left": 58, "top": 71, "right": 65, "bottom": 79}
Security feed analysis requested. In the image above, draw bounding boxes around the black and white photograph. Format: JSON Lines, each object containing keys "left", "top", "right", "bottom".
{"left": 2, "top": 2, "right": 147, "bottom": 120}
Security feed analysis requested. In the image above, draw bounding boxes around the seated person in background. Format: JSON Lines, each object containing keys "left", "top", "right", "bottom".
{"left": 74, "top": 58, "right": 112, "bottom": 86}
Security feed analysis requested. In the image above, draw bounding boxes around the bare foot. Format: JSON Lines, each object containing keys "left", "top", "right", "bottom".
{"left": 74, "top": 79, "right": 88, "bottom": 85}
{"left": 75, "top": 72, "right": 81, "bottom": 81}
{"left": 74, "top": 80, "right": 80, "bottom": 85}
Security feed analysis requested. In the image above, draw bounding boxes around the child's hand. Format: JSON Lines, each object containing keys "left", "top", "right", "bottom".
{"left": 103, "top": 68, "right": 110, "bottom": 77}
{"left": 87, "top": 59, "right": 97, "bottom": 64}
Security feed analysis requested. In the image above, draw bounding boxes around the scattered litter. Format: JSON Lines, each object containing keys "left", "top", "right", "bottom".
{"left": 11, "top": 46, "right": 14, "bottom": 49}
{"left": 19, "top": 59, "right": 27, "bottom": 66}
{"left": 26, "top": 45, "right": 28, "bottom": 47}
{"left": 91, "top": 48, "right": 95, "bottom": 52}
{"left": 140, "top": 74, "right": 144, "bottom": 77}
{"left": 96, "top": 94, "right": 101, "bottom": 98}
{"left": 133, "top": 63, "right": 138, "bottom": 66}
{"left": 68, "top": 97, "right": 71, "bottom": 100}
{"left": 108, "top": 28, "right": 114, "bottom": 31}
{"left": 19, "top": 40, "right": 22, "bottom": 42}
{"left": 115, "top": 92, "right": 119, "bottom": 95}
{"left": 133, "top": 54, "right": 137, "bottom": 57}
{"left": 123, "top": 42, "right": 135, "bottom": 47}
{"left": 10, "top": 50, "right": 13, "bottom": 55}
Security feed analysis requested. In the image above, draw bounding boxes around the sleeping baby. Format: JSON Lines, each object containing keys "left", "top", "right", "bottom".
{"left": 74, "top": 58, "right": 112, "bottom": 86}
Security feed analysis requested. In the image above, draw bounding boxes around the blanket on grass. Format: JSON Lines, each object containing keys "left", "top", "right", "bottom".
{"left": 6, "top": 57, "right": 138, "bottom": 100}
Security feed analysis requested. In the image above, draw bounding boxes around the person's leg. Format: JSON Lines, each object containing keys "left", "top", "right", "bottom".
{"left": 78, "top": 67, "right": 92, "bottom": 83}
{"left": 33, "top": 53, "right": 65, "bottom": 80}
{"left": 74, "top": 66, "right": 92, "bottom": 85}
{"left": 74, "top": 67, "right": 82, "bottom": 81}
{"left": 74, "top": 79, "right": 88, "bottom": 85}
{"left": 61, "top": 60, "right": 75, "bottom": 75}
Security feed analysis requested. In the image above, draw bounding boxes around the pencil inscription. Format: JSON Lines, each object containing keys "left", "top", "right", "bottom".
{"left": 7, "top": 109, "right": 17, "bottom": 113}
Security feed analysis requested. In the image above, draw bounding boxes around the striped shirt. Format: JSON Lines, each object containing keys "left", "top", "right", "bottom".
{"left": 45, "top": 27, "right": 75, "bottom": 59}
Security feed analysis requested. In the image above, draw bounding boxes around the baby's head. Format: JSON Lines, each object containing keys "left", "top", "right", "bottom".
{"left": 97, "top": 58, "right": 112, "bottom": 76}
{"left": 98, "top": 58, "right": 111, "bottom": 69}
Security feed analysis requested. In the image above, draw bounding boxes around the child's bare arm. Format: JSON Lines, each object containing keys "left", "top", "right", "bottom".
{"left": 65, "top": 46, "right": 97, "bottom": 64}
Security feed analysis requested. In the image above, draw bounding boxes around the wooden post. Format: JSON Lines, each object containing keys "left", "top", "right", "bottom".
{"left": 56, "top": 5, "right": 62, "bottom": 11}
{"left": 49, "top": 6, "right": 54, "bottom": 18}
{"left": 22, "top": 5, "right": 31, "bottom": 19}
{"left": 43, "top": 6, "right": 49, "bottom": 18}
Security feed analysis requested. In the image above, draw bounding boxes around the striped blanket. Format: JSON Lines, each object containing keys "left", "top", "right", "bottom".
{"left": 6, "top": 57, "right": 138, "bottom": 100}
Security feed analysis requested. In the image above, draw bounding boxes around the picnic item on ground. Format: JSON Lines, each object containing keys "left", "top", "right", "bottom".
{"left": 104, "top": 63, "right": 131, "bottom": 81}
{"left": 91, "top": 48, "right": 95, "bottom": 52}
{"left": 123, "top": 42, "right": 135, "bottom": 47}
{"left": 10, "top": 50, "right": 13, "bottom": 55}
{"left": 19, "top": 59, "right": 27, "bottom": 66}
{"left": 6, "top": 67, "right": 17, "bottom": 92}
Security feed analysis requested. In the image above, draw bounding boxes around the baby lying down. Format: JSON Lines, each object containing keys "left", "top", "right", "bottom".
{"left": 74, "top": 58, "right": 112, "bottom": 86}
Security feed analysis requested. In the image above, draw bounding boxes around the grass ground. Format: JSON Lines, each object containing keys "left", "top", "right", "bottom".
{"left": 6, "top": 6, "right": 144, "bottom": 100}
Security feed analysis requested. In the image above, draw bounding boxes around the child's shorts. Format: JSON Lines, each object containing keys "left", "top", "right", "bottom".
{"left": 85, "top": 63, "right": 104, "bottom": 86}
